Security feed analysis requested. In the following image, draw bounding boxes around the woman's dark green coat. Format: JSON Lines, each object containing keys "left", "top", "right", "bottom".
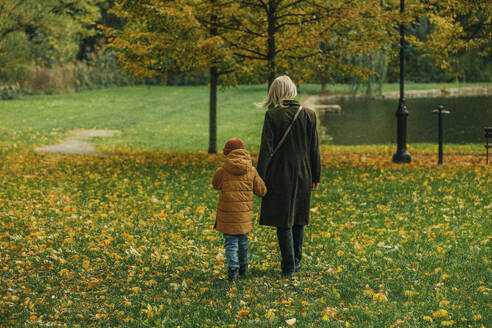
{"left": 257, "top": 100, "right": 321, "bottom": 228}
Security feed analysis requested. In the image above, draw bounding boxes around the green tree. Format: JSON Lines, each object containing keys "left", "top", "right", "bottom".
{"left": 407, "top": 0, "right": 491, "bottom": 73}
{"left": 0, "top": 0, "right": 102, "bottom": 83}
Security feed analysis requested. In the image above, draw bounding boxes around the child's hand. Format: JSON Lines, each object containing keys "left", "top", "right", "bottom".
{"left": 312, "top": 183, "right": 319, "bottom": 191}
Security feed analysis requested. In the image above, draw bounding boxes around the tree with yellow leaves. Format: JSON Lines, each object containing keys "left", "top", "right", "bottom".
{"left": 223, "top": 0, "right": 398, "bottom": 89}
{"left": 106, "top": 0, "right": 491, "bottom": 153}
{"left": 106, "top": 0, "right": 238, "bottom": 153}
{"left": 107, "top": 0, "right": 399, "bottom": 152}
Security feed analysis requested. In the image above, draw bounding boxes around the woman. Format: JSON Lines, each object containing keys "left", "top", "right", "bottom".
{"left": 257, "top": 75, "right": 321, "bottom": 277}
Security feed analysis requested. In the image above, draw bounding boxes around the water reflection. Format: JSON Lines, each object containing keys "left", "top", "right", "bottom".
{"left": 318, "top": 96, "right": 492, "bottom": 144}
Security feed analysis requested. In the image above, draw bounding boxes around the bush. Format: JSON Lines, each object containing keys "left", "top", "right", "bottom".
{"left": 21, "top": 52, "right": 136, "bottom": 94}
{"left": 73, "top": 52, "right": 136, "bottom": 91}
{"left": 0, "top": 86, "right": 19, "bottom": 100}
{"left": 22, "top": 66, "right": 75, "bottom": 94}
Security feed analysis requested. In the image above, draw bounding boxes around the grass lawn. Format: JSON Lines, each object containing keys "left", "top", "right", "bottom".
{"left": 0, "top": 85, "right": 269, "bottom": 152}
{"left": 0, "top": 85, "right": 491, "bottom": 327}
{"left": 0, "top": 150, "right": 490, "bottom": 327}
{"left": 1, "top": 83, "right": 490, "bottom": 152}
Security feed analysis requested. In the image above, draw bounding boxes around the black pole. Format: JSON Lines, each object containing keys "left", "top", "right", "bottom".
{"left": 392, "top": 0, "right": 411, "bottom": 163}
{"left": 433, "top": 105, "right": 450, "bottom": 164}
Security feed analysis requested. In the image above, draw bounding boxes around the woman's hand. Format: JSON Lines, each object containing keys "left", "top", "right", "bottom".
{"left": 312, "top": 183, "right": 319, "bottom": 191}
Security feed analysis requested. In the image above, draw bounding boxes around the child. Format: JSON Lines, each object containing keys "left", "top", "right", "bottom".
{"left": 212, "top": 138, "right": 267, "bottom": 281}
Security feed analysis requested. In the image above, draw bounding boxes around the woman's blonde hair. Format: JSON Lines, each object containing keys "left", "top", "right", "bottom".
{"left": 260, "top": 75, "right": 297, "bottom": 108}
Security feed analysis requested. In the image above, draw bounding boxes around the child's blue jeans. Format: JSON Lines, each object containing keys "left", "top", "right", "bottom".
{"left": 223, "top": 233, "right": 248, "bottom": 269}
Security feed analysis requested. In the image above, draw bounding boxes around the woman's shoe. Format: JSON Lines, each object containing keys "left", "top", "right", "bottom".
{"left": 239, "top": 264, "right": 248, "bottom": 276}
{"left": 228, "top": 268, "right": 239, "bottom": 281}
{"left": 281, "top": 271, "right": 295, "bottom": 278}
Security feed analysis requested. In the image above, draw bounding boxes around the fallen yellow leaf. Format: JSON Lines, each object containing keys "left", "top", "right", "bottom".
{"left": 432, "top": 309, "right": 448, "bottom": 319}
{"left": 286, "top": 318, "right": 296, "bottom": 326}
{"left": 265, "top": 309, "right": 275, "bottom": 319}
{"left": 237, "top": 309, "right": 249, "bottom": 317}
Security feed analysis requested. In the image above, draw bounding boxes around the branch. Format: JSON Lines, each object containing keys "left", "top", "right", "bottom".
{"left": 239, "top": 0, "right": 268, "bottom": 12}
{"left": 0, "top": 0, "right": 24, "bottom": 37}
{"left": 230, "top": 15, "right": 265, "bottom": 37}
{"left": 218, "top": 68, "right": 234, "bottom": 76}
{"left": 233, "top": 52, "right": 267, "bottom": 60}
{"left": 275, "top": 12, "right": 311, "bottom": 20}
{"left": 282, "top": 51, "right": 319, "bottom": 60}
{"left": 228, "top": 42, "right": 266, "bottom": 58}
{"left": 1, "top": 7, "right": 38, "bottom": 39}
{"left": 278, "top": 0, "right": 308, "bottom": 11}
{"left": 275, "top": 16, "right": 320, "bottom": 31}
{"left": 461, "top": 22, "right": 491, "bottom": 40}
{"left": 258, "top": 0, "right": 268, "bottom": 12}
{"left": 0, "top": 1, "right": 7, "bottom": 14}
{"left": 1, "top": 27, "right": 17, "bottom": 39}
{"left": 197, "top": 16, "right": 264, "bottom": 38}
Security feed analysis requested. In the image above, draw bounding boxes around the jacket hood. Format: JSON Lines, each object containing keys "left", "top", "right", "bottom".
{"left": 223, "top": 149, "right": 251, "bottom": 175}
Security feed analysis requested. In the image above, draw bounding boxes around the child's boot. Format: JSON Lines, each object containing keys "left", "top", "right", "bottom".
{"left": 239, "top": 264, "right": 248, "bottom": 277}
{"left": 228, "top": 268, "right": 239, "bottom": 281}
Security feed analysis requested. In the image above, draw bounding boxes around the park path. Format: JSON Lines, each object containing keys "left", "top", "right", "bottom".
{"left": 36, "top": 129, "right": 120, "bottom": 155}
{"left": 310, "top": 86, "right": 492, "bottom": 102}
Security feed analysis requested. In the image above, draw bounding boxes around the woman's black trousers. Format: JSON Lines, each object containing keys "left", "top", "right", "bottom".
{"left": 276, "top": 225, "right": 304, "bottom": 274}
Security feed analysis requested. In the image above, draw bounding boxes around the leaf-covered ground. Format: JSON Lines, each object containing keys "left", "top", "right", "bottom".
{"left": 1, "top": 148, "right": 490, "bottom": 327}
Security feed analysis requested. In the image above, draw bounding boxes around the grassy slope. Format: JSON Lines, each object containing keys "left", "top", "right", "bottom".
{"left": 1, "top": 83, "right": 490, "bottom": 152}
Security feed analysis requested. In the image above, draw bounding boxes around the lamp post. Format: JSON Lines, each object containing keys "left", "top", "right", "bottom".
{"left": 392, "top": 0, "right": 411, "bottom": 163}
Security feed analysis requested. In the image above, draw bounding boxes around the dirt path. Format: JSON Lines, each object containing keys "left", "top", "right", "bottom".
{"left": 36, "top": 129, "right": 120, "bottom": 155}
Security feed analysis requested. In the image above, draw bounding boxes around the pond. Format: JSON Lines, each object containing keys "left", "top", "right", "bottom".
{"left": 318, "top": 95, "right": 492, "bottom": 145}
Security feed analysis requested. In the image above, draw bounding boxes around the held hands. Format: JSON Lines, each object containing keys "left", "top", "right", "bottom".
{"left": 312, "top": 183, "right": 319, "bottom": 191}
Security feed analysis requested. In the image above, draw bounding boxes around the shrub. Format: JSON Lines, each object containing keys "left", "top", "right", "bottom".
{"left": 0, "top": 86, "right": 19, "bottom": 100}
{"left": 22, "top": 66, "right": 75, "bottom": 93}
{"left": 21, "top": 52, "right": 136, "bottom": 94}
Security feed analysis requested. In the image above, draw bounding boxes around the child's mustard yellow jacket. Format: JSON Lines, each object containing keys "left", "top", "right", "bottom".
{"left": 212, "top": 149, "right": 267, "bottom": 235}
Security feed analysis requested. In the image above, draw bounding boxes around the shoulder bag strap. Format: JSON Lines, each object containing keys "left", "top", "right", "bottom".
{"left": 268, "top": 106, "right": 303, "bottom": 159}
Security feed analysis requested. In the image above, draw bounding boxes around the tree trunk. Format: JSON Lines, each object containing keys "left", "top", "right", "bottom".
{"left": 208, "top": 66, "right": 218, "bottom": 154}
{"left": 208, "top": 2, "right": 218, "bottom": 154}
{"left": 320, "top": 70, "right": 327, "bottom": 93}
{"left": 267, "top": 0, "right": 276, "bottom": 90}
{"left": 266, "top": 0, "right": 277, "bottom": 108}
